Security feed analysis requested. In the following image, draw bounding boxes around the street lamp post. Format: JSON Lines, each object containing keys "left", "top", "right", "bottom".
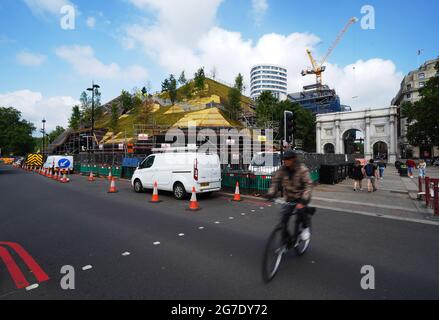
{"left": 41, "top": 119, "right": 46, "bottom": 157}
{"left": 87, "top": 82, "right": 100, "bottom": 152}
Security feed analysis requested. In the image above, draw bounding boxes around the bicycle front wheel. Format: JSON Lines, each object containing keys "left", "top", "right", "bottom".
{"left": 262, "top": 227, "right": 286, "bottom": 283}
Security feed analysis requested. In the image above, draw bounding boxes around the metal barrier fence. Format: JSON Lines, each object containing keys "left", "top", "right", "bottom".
{"left": 422, "top": 177, "right": 439, "bottom": 216}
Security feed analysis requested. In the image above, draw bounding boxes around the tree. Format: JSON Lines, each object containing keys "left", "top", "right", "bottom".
{"left": 68, "top": 105, "right": 81, "bottom": 130}
{"left": 178, "top": 71, "right": 187, "bottom": 86}
{"left": 194, "top": 67, "right": 206, "bottom": 92}
{"left": 48, "top": 126, "right": 65, "bottom": 143}
{"left": 0, "top": 107, "right": 36, "bottom": 156}
{"left": 161, "top": 78, "right": 170, "bottom": 93}
{"left": 402, "top": 61, "right": 439, "bottom": 147}
{"left": 169, "top": 74, "right": 178, "bottom": 104}
{"left": 226, "top": 73, "right": 244, "bottom": 120}
{"left": 235, "top": 73, "right": 244, "bottom": 93}
{"left": 120, "top": 90, "right": 134, "bottom": 114}
{"left": 110, "top": 102, "right": 119, "bottom": 132}
{"left": 79, "top": 91, "right": 92, "bottom": 126}
{"left": 255, "top": 91, "right": 278, "bottom": 127}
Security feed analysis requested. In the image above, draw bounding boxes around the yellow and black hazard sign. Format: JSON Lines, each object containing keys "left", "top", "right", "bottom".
{"left": 26, "top": 153, "right": 43, "bottom": 166}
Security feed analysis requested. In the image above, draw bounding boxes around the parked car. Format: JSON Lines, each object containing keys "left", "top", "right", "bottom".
{"left": 249, "top": 152, "right": 281, "bottom": 176}
{"left": 131, "top": 149, "right": 222, "bottom": 199}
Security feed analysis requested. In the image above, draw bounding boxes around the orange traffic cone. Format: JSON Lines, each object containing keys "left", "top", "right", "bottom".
{"left": 150, "top": 181, "right": 161, "bottom": 203}
{"left": 60, "top": 171, "right": 69, "bottom": 183}
{"left": 88, "top": 171, "right": 95, "bottom": 182}
{"left": 47, "top": 169, "right": 52, "bottom": 179}
{"left": 108, "top": 169, "right": 113, "bottom": 181}
{"left": 108, "top": 177, "right": 118, "bottom": 193}
{"left": 53, "top": 170, "right": 59, "bottom": 181}
{"left": 188, "top": 187, "right": 200, "bottom": 211}
{"left": 233, "top": 182, "right": 242, "bottom": 202}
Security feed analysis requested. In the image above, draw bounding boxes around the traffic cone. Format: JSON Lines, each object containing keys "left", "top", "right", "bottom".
{"left": 108, "top": 177, "right": 118, "bottom": 193}
{"left": 88, "top": 171, "right": 95, "bottom": 182}
{"left": 188, "top": 187, "right": 200, "bottom": 211}
{"left": 150, "top": 181, "right": 161, "bottom": 203}
{"left": 53, "top": 170, "right": 59, "bottom": 181}
{"left": 60, "top": 170, "right": 69, "bottom": 183}
{"left": 108, "top": 169, "right": 113, "bottom": 181}
{"left": 47, "top": 169, "right": 52, "bottom": 179}
{"left": 232, "top": 182, "right": 242, "bottom": 202}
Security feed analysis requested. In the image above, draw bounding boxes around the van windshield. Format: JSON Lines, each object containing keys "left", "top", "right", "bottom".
{"left": 251, "top": 153, "right": 281, "bottom": 167}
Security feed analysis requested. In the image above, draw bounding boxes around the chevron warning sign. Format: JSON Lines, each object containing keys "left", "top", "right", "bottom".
{"left": 26, "top": 154, "right": 43, "bottom": 167}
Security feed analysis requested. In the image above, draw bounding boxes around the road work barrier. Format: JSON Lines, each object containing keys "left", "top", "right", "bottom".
{"left": 424, "top": 178, "right": 439, "bottom": 216}
{"left": 188, "top": 187, "right": 200, "bottom": 211}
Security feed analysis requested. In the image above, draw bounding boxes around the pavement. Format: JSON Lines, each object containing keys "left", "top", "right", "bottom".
{"left": 1, "top": 165, "right": 439, "bottom": 300}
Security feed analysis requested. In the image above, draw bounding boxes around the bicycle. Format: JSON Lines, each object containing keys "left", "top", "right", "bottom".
{"left": 262, "top": 198, "right": 316, "bottom": 283}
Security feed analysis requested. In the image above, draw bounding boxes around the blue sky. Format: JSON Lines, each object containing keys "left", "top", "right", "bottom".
{"left": 0, "top": 0, "right": 438, "bottom": 131}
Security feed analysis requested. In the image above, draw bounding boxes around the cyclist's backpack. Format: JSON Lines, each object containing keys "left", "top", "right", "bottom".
{"left": 365, "top": 164, "right": 374, "bottom": 177}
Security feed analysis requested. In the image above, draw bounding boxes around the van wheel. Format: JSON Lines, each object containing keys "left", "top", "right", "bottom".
{"left": 173, "top": 183, "right": 187, "bottom": 200}
{"left": 134, "top": 179, "right": 144, "bottom": 193}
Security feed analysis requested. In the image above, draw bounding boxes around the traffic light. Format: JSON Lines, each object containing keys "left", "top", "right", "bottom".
{"left": 284, "top": 111, "right": 294, "bottom": 143}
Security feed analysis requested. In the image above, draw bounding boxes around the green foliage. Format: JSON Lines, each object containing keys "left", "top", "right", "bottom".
{"left": 120, "top": 90, "right": 134, "bottom": 114}
{"left": 402, "top": 62, "right": 439, "bottom": 146}
{"left": 255, "top": 92, "right": 316, "bottom": 152}
{"left": 194, "top": 67, "right": 206, "bottom": 92}
{"left": 48, "top": 126, "right": 65, "bottom": 144}
{"left": 0, "top": 107, "right": 36, "bottom": 156}
{"left": 235, "top": 73, "right": 244, "bottom": 93}
{"left": 178, "top": 71, "right": 187, "bottom": 86}
{"left": 68, "top": 105, "right": 81, "bottom": 130}
{"left": 79, "top": 89, "right": 102, "bottom": 127}
{"left": 169, "top": 74, "right": 178, "bottom": 104}
{"left": 161, "top": 78, "right": 170, "bottom": 93}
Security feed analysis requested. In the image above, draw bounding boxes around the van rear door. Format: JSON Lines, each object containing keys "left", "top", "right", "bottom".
{"left": 197, "top": 154, "right": 221, "bottom": 185}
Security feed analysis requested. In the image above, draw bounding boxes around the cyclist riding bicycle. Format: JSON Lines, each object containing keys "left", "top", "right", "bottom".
{"left": 265, "top": 149, "right": 314, "bottom": 246}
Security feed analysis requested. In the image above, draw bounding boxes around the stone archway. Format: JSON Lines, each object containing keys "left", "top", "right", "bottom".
{"left": 373, "top": 141, "right": 388, "bottom": 160}
{"left": 323, "top": 143, "right": 335, "bottom": 154}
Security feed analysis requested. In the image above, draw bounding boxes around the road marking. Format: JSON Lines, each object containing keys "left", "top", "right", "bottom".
{"left": 313, "top": 196, "right": 420, "bottom": 213}
{"left": 241, "top": 213, "right": 246, "bottom": 216}
{"left": 178, "top": 233, "right": 185, "bottom": 237}
{"left": 153, "top": 242, "right": 161, "bottom": 246}
{"left": 260, "top": 207, "right": 264, "bottom": 210}
{"left": 251, "top": 210, "right": 255, "bottom": 213}
{"left": 215, "top": 221, "right": 220, "bottom": 224}
{"left": 0, "top": 246, "right": 30, "bottom": 289}
{"left": 198, "top": 227, "right": 205, "bottom": 230}
{"left": 25, "top": 284, "right": 39, "bottom": 291}
{"left": 82, "top": 265, "right": 93, "bottom": 271}
{"left": 229, "top": 217, "right": 234, "bottom": 220}
{"left": 122, "top": 252, "right": 131, "bottom": 256}
{"left": 317, "top": 205, "right": 439, "bottom": 227}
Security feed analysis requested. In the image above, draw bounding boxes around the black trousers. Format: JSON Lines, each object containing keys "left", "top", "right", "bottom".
{"left": 280, "top": 203, "right": 310, "bottom": 241}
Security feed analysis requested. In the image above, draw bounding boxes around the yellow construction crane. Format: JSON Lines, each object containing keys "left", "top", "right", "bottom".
{"left": 301, "top": 17, "right": 358, "bottom": 86}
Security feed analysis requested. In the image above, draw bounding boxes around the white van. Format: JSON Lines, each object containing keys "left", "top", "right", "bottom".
{"left": 131, "top": 151, "right": 222, "bottom": 199}
{"left": 43, "top": 155, "right": 74, "bottom": 170}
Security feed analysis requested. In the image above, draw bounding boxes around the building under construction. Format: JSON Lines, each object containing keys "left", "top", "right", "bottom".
{"left": 288, "top": 84, "right": 346, "bottom": 115}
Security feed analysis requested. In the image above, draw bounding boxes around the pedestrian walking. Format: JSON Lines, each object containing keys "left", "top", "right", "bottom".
{"left": 406, "top": 159, "right": 417, "bottom": 179}
{"left": 351, "top": 160, "right": 364, "bottom": 191}
{"left": 363, "top": 159, "right": 378, "bottom": 192}
{"left": 378, "top": 160, "right": 386, "bottom": 180}
{"left": 418, "top": 159, "right": 427, "bottom": 178}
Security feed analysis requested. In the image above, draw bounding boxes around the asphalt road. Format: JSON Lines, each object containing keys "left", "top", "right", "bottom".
{"left": 1, "top": 165, "right": 439, "bottom": 300}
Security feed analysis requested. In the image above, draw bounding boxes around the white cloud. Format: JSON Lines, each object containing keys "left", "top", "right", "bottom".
{"left": 0, "top": 90, "right": 78, "bottom": 132}
{"left": 86, "top": 16, "right": 96, "bottom": 29}
{"left": 17, "top": 51, "right": 46, "bottom": 66}
{"left": 55, "top": 45, "right": 148, "bottom": 81}
{"left": 123, "top": 0, "right": 403, "bottom": 109}
{"left": 24, "top": 0, "right": 72, "bottom": 16}
{"left": 252, "top": 0, "right": 268, "bottom": 25}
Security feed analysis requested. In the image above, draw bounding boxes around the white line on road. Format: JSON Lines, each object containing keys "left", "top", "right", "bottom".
{"left": 153, "top": 242, "right": 161, "bottom": 246}
{"left": 82, "top": 265, "right": 93, "bottom": 271}
{"left": 241, "top": 213, "right": 246, "bottom": 216}
{"left": 178, "top": 233, "right": 185, "bottom": 237}
{"left": 198, "top": 227, "right": 205, "bottom": 230}
{"left": 25, "top": 284, "right": 39, "bottom": 291}
{"left": 317, "top": 205, "right": 439, "bottom": 227}
{"left": 215, "top": 221, "right": 220, "bottom": 224}
{"left": 229, "top": 217, "right": 234, "bottom": 220}
{"left": 122, "top": 252, "right": 131, "bottom": 256}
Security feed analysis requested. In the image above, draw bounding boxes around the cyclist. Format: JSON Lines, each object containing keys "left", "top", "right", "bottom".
{"left": 265, "top": 149, "right": 314, "bottom": 246}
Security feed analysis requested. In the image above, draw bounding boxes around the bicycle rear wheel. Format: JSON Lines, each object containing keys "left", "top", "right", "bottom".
{"left": 262, "top": 227, "right": 287, "bottom": 283}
